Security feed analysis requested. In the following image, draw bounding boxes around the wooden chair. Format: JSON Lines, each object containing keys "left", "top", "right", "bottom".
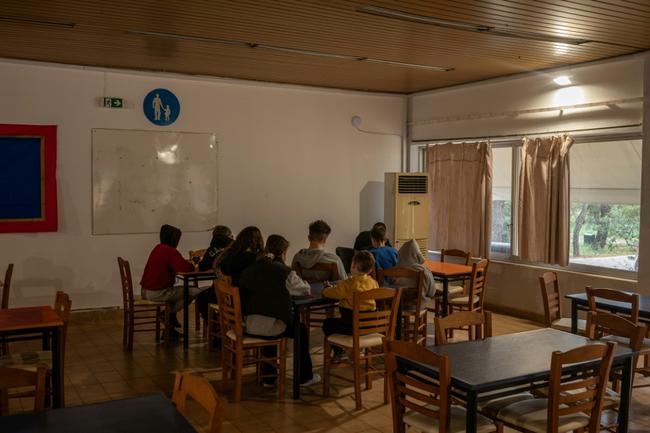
{"left": 117, "top": 257, "right": 169, "bottom": 351}
{"left": 172, "top": 370, "right": 226, "bottom": 433}
{"left": 434, "top": 310, "right": 492, "bottom": 345}
{"left": 448, "top": 259, "right": 489, "bottom": 315}
{"left": 378, "top": 267, "right": 427, "bottom": 345}
{"left": 385, "top": 339, "right": 501, "bottom": 433}
{"left": 189, "top": 249, "right": 207, "bottom": 335}
{"left": 586, "top": 287, "right": 640, "bottom": 323}
{"left": 336, "top": 246, "right": 355, "bottom": 274}
{"left": 323, "top": 288, "right": 402, "bottom": 410}
{"left": 497, "top": 341, "right": 616, "bottom": 433}
{"left": 0, "top": 263, "right": 12, "bottom": 355}
{"left": 0, "top": 291, "right": 71, "bottom": 407}
{"left": 215, "top": 277, "right": 286, "bottom": 402}
{"left": 207, "top": 282, "right": 221, "bottom": 352}
{"left": 539, "top": 272, "right": 586, "bottom": 334}
{"left": 294, "top": 262, "right": 339, "bottom": 328}
{"left": 0, "top": 366, "right": 46, "bottom": 416}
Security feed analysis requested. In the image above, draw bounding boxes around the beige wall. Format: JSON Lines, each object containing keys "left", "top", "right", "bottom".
{"left": 0, "top": 59, "right": 404, "bottom": 309}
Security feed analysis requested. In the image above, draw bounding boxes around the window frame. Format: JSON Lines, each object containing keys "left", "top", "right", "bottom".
{"left": 414, "top": 128, "right": 642, "bottom": 280}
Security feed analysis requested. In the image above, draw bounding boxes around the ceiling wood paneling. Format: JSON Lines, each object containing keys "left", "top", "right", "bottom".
{"left": 0, "top": 0, "right": 647, "bottom": 93}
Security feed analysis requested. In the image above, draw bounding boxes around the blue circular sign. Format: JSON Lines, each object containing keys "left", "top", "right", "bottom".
{"left": 143, "top": 88, "right": 180, "bottom": 126}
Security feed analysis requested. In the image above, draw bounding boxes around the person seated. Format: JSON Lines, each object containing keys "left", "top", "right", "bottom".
{"left": 218, "top": 226, "right": 264, "bottom": 286}
{"left": 291, "top": 220, "right": 347, "bottom": 281}
{"left": 239, "top": 235, "right": 320, "bottom": 387}
{"left": 353, "top": 222, "right": 392, "bottom": 251}
{"left": 140, "top": 224, "right": 198, "bottom": 334}
{"left": 195, "top": 225, "right": 234, "bottom": 322}
{"left": 322, "top": 251, "right": 378, "bottom": 361}
{"left": 369, "top": 225, "right": 398, "bottom": 269}
{"left": 392, "top": 239, "right": 437, "bottom": 300}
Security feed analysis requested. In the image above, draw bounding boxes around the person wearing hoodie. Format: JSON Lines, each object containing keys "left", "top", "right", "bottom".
{"left": 368, "top": 225, "right": 398, "bottom": 269}
{"left": 195, "top": 225, "right": 234, "bottom": 322}
{"left": 392, "top": 239, "right": 437, "bottom": 299}
{"left": 218, "top": 226, "right": 264, "bottom": 286}
{"left": 239, "top": 234, "right": 320, "bottom": 387}
{"left": 140, "top": 224, "right": 198, "bottom": 330}
{"left": 353, "top": 222, "right": 392, "bottom": 251}
{"left": 291, "top": 220, "right": 347, "bottom": 281}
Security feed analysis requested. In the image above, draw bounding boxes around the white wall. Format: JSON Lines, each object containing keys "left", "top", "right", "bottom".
{"left": 0, "top": 59, "right": 404, "bottom": 309}
{"left": 409, "top": 55, "right": 648, "bottom": 319}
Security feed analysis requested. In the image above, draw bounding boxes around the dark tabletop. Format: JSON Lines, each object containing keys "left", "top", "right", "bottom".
{"left": 292, "top": 282, "right": 339, "bottom": 307}
{"left": 0, "top": 394, "right": 197, "bottom": 433}
{"left": 566, "top": 292, "right": 650, "bottom": 317}
{"left": 424, "top": 328, "right": 634, "bottom": 391}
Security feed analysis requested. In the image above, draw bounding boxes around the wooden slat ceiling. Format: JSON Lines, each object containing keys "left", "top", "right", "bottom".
{"left": 0, "top": 0, "right": 648, "bottom": 93}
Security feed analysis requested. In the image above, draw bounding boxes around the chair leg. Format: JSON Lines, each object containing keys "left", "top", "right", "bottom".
{"left": 365, "top": 348, "right": 372, "bottom": 390}
{"left": 155, "top": 306, "right": 161, "bottom": 342}
{"left": 353, "top": 348, "right": 362, "bottom": 410}
{"left": 207, "top": 308, "right": 214, "bottom": 352}
{"left": 127, "top": 314, "right": 134, "bottom": 352}
{"left": 194, "top": 303, "right": 201, "bottom": 334}
{"left": 163, "top": 306, "right": 171, "bottom": 345}
{"left": 278, "top": 339, "right": 287, "bottom": 400}
{"left": 323, "top": 339, "right": 331, "bottom": 398}
{"left": 234, "top": 347, "right": 243, "bottom": 403}
{"left": 221, "top": 348, "right": 230, "bottom": 385}
{"left": 122, "top": 311, "right": 128, "bottom": 347}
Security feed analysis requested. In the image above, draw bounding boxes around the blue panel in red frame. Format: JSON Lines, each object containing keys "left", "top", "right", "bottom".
{"left": 0, "top": 124, "right": 57, "bottom": 233}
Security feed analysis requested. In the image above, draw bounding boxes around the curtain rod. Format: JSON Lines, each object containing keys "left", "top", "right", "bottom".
{"left": 411, "top": 123, "right": 642, "bottom": 143}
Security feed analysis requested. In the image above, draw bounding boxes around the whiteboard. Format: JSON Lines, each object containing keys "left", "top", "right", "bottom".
{"left": 92, "top": 129, "right": 217, "bottom": 235}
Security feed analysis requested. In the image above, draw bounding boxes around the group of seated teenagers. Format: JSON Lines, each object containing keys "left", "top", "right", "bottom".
{"left": 139, "top": 219, "right": 439, "bottom": 388}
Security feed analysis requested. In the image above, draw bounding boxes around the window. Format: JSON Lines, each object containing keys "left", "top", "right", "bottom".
{"left": 569, "top": 139, "right": 642, "bottom": 272}
{"left": 491, "top": 147, "right": 512, "bottom": 255}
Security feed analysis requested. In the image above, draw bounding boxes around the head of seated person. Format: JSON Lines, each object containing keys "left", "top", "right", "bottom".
{"left": 370, "top": 225, "right": 388, "bottom": 249}
{"left": 160, "top": 224, "right": 182, "bottom": 248}
{"left": 308, "top": 220, "right": 332, "bottom": 249}
{"left": 211, "top": 225, "right": 234, "bottom": 250}
{"left": 351, "top": 251, "right": 375, "bottom": 276}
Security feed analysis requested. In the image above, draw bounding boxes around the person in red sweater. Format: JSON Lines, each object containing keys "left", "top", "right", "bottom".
{"left": 140, "top": 224, "right": 198, "bottom": 330}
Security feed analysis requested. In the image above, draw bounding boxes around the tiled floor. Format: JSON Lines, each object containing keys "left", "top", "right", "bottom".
{"left": 6, "top": 308, "right": 650, "bottom": 432}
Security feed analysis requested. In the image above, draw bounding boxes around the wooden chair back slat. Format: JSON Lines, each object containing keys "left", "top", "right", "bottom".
{"left": 456, "top": 259, "right": 489, "bottom": 311}
{"left": 586, "top": 287, "right": 640, "bottom": 323}
{"left": 378, "top": 267, "right": 424, "bottom": 312}
{"left": 386, "top": 339, "right": 451, "bottom": 433}
{"left": 586, "top": 311, "right": 646, "bottom": 350}
{"left": 1, "top": 264, "right": 13, "bottom": 309}
{"left": 117, "top": 257, "right": 135, "bottom": 312}
{"left": 434, "top": 311, "right": 492, "bottom": 345}
{"left": 352, "top": 288, "right": 401, "bottom": 342}
{"left": 539, "top": 271, "right": 562, "bottom": 327}
{"left": 547, "top": 342, "right": 615, "bottom": 433}
{"left": 215, "top": 277, "right": 242, "bottom": 341}
{"left": 0, "top": 366, "right": 47, "bottom": 415}
{"left": 440, "top": 249, "right": 471, "bottom": 265}
{"left": 293, "top": 262, "right": 339, "bottom": 284}
{"left": 172, "top": 370, "right": 225, "bottom": 433}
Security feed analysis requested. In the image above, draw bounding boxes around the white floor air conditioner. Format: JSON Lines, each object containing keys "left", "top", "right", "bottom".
{"left": 384, "top": 172, "right": 429, "bottom": 255}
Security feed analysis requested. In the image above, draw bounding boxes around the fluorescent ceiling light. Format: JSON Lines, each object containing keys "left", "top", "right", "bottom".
{"left": 553, "top": 76, "right": 572, "bottom": 86}
{"left": 358, "top": 6, "right": 592, "bottom": 45}
{"left": 129, "top": 30, "right": 453, "bottom": 72}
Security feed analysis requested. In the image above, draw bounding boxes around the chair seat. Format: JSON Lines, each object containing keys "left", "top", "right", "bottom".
{"left": 551, "top": 317, "right": 586, "bottom": 334}
{"left": 0, "top": 350, "right": 51, "bottom": 370}
{"left": 497, "top": 398, "right": 590, "bottom": 433}
{"left": 207, "top": 303, "right": 219, "bottom": 310}
{"left": 434, "top": 282, "right": 464, "bottom": 295}
{"left": 602, "top": 334, "right": 650, "bottom": 352}
{"left": 327, "top": 333, "right": 384, "bottom": 349}
{"left": 477, "top": 392, "right": 535, "bottom": 417}
{"left": 404, "top": 404, "right": 497, "bottom": 433}
{"left": 134, "top": 296, "right": 166, "bottom": 306}
{"left": 226, "top": 329, "right": 281, "bottom": 345}
{"left": 448, "top": 295, "right": 480, "bottom": 306}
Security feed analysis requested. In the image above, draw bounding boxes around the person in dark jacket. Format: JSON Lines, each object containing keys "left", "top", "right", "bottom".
{"left": 195, "top": 225, "right": 234, "bottom": 321}
{"left": 353, "top": 222, "right": 392, "bottom": 251}
{"left": 140, "top": 224, "right": 197, "bottom": 330}
{"left": 239, "top": 235, "right": 320, "bottom": 387}
{"left": 218, "top": 226, "right": 264, "bottom": 286}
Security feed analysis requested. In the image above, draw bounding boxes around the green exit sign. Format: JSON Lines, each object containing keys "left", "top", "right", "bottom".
{"left": 103, "top": 97, "right": 124, "bottom": 108}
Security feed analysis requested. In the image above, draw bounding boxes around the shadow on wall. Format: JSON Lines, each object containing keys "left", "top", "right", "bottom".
{"left": 359, "top": 181, "right": 384, "bottom": 231}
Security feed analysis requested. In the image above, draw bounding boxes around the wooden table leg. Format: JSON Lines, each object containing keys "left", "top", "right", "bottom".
{"left": 618, "top": 356, "right": 634, "bottom": 433}
{"left": 465, "top": 389, "right": 477, "bottom": 433}
{"left": 183, "top": 278, "right": 190, "bottom": 350}
{"left": 292, "top": 306, "right": 302, "bottom": 399}
{"left": 571, "top": 300, "right": 578, "bottom": 334}
{"left": 442, "top": 279, "right": 449, "bottom": 317}
{"left": 51, "top": 327, "right": 63, "bottom": 408}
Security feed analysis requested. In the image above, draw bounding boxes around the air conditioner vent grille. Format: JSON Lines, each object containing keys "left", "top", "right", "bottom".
{"left": 398, "top": 175, "right": 428, "bottom": 194}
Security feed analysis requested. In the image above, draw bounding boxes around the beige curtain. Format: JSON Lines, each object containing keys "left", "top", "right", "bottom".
{"left": 518, "top": 135, "right": 574, "bottom": 266}
{"left": 427, "top": 142, "right": 492, "bottom": 258}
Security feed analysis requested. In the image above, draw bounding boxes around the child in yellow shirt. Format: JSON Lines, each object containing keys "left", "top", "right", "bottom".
{"left": 322, "top": 251, "right": 378, "bottom": 361}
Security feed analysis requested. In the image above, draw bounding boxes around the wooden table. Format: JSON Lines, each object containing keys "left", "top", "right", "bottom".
{"left": 176, "top": 270, "right": 216, "bottom": 350}
{"left": 403, "top": 328, "right": 635, "bottom": 433}
{"left": 291, "top": 282, "right": 337, "bottom": 399}
{"left": 566, "top": 292, "right": 650, "bottom": 334}
{"left": 0, "top": 393, "right": 197, "bottom": 433}
{"left": 0, "top": 306, "right": 64, "bottom": 408}
{"left": 424, "top": 260, "right": 473, "bottom": 316}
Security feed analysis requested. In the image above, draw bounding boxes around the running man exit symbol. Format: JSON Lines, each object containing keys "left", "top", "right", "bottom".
{"left": 103, "top": 97, "right": 124, "bottom": 108}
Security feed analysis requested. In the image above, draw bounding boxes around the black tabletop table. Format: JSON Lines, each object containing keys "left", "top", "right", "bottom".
{"left": 407, "top": 328, "right": 636, "bottom": 433}
{"left": 291, "top": 282, "right": 337, "bottom": 399}
{"left": 566, "top": 292, "right": 650, "bottom": 334}
{"left": 0, "top": 394, "right": 197, "bottom": 433}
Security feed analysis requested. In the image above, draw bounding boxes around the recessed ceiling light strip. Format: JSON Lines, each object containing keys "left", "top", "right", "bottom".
{"left": 0, "top": 16, "right": 75, "bottom": 28}
{"left": 358, "top": 6, "right": 593, "bottom": 46}
{"left": 128, "top": 30, "right": 453, "bottom": 72}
